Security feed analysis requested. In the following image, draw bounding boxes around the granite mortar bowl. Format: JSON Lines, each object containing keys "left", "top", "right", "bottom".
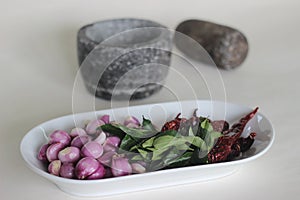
{"left": 77, "top": 18, "right": 173, "bottom": 100}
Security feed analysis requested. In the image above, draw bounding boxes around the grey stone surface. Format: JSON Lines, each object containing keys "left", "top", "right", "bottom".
{"left": 77, "top": 18, "right": 173, "bottom": 100}
{"left": 175, "top": 20, "right": 248, "bottom": 70}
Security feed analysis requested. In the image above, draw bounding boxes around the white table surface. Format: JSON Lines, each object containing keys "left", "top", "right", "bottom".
{"left": 1, "top": 0, "right": 299, "bottom": 199}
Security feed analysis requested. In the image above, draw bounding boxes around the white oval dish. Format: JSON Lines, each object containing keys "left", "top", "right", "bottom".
{"left": 20, "top": 100, "right": 274, "bottom": 197}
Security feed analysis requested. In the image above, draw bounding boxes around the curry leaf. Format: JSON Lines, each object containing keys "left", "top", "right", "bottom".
{"left": 185, "top": 136, "right": 207, "bottom": 150}
{"left": 142, "top": 117, "right": 157, "bottom": 133}
{"left": 188, "top": 127, "right": 194, "bottom": 136}
{"left": 166, "top": 151, "right": 193, "bottom": 168}
{"left": 113, "top": 123, "right": 155, "bottom": 139}
{"left": 205, "top": 131, "right": 222, "bottom": 150}
{"left": 119, "top": 134, "right": 139, "bottom": 151}
{"left": 137, "top": 148, "right": 150, "bottom": 159}
{"left": 152, "top": 146, "right": 171, "bottom": 161}
{"left": 162, "top": 147, "right": 181, "bottom": 166}
{"left": 190, "top": 148, "right": 209, "bottom": 165}
{"left": 152, "top": 134, "right": 207, "bottom": 152}
{"left": 100, "top": 124, "right": 126, "bottom": 139}
{"left": 130, "top": 154, "right": 144, "bottom": 161}
{"left": 142, "top": 137, "right": 155, "bottom": 148}
{"left": 153, "top": 130, "right": 180, "bottom": 138}
{"left": 153, "top": 135, "right": 175, "bottom": 149}
{"left": 201, "top": 118, "right": 213, "bottom": 132}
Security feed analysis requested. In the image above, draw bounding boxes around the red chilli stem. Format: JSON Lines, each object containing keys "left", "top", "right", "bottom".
{"left": 175, "top": 113, "right": 181, "bottom": 119}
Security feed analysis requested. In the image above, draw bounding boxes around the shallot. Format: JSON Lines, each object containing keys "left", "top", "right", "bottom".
{"left": 48, "top": 160, "right": 61, "bottom": 176}
{"left": 60, "top": 163, "right": 75, "bottom": 179}
{"left": 87, "top": 164, "right": 106, "bottom": 180}
{"left": 111, "top": 155, "right": 132, "bottom": 177}
{"left": 46, "top": 143, "right": 64, "bottom": 162}
{"left": 70, "top": 127, "right": 87, "bottom": 138}
{"left": 123, "top": 116, "right": 140, "bottom": 127}
{"left": 75, "top": 157, "right": 99, "bottom": 179}
{"left": 100, "top": 115, "right": 110, "bottom": 124}
{"left": 86, "top": 119, "right": 105, "bottom": 135}
{"left": 58, "top": 146, "right": 80, "bottom": 163}
{"left": 81, "top": 141, "right": 103, "bottom": 159}
{"left": 98, "top": 151, "right": 116, "bottom": 166}
{"left": 48, "top": 130, "right": 71, "bottom": 146}
{"left": 70, "top": 135, "right": 90, "bottom": 148}
{"left": 37, "top": 143, "right": 49, "bottom": 162}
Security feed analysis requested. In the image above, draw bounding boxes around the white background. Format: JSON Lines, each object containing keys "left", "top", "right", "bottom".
{"left": 1, "top": 0, "right": 299, "bottom": 199}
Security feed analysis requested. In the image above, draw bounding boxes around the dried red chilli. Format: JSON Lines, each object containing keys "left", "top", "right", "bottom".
{"left": 211, "top": 120, "right": 229, "bottom": 133}
{"left": 161, "top": 107, "right": 258, "bottom": 164}
{"left": 236, "top": 132, "right": 256, "bottom": 153}
{"left": 208, "top": 107, "right": 259, "bottom": 163}
{"left": 223, "top": 107, "right": 259, "bottom": 137}
{"left": 161, "top": 113, "right": 184, "bottom": 132}
{"left": 161, "top": 109, "right": 199, "bottom": 136}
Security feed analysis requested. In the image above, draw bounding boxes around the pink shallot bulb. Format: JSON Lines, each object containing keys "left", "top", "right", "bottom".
{"left": 87, "top": 164, "right": 106, "bottom": 180}
{"left": 94, "top": 131, "right": 106, "bottom": 145}
{"left": 60, "top": 163, "right": 75, "bottom": 179}
{"left": 46, "top": 143, "right": 65, "bottom": 162}
{"left": 70, "top": 127, "right": 87, "bottom": 138}
{"left": 105, "top": 136, "right": 121, "bottom": 147}
{"left": 86, "top": 119, "right": 105, "bottom": 135}
{"left": 37, "top": 143, "right": 50, "bottom": 162}
{"left": 81, "top": 141, "right": 103, "bottom": 159}
{"left": 75, "top": 157, "right": 99, "bottom": 179}
{"left": 48, "top": 160, "right": 61, "bottom": 176}
{"left": 131, "top": 162, "right": 146, "bottom": 173}
{"left": 123, "top": 116, "right": 140, "bottom": 127}
{"left": 58, "top": 146, "right": 80, "bottom": 163}
{"left": 48, "top": 130, "right": 71, "bottom": 146}
{"left": 100, "top": 115, "right": 110, "bottom": 124}
{"left": 111, "top": 154, "right": 132, "bottom": 177}
{"left": 70, "top": 135, "right": 90, "bottom": 149}
{"left": 98, "top": 151, "right": 116, "bottom": 167}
